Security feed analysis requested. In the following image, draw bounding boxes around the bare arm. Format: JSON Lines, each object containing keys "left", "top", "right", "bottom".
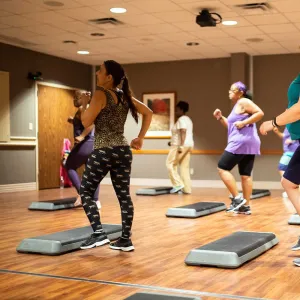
{"left": 132, "top": 97, "right": 153, "bottom": 138}
{"left": 273, "top": 127, "right": 284, "bottom": 139}
{"left": 80, "top": 124, "right": 94, "bottom": 138}
{"left": 239, "top": 98, "right": 264, "bottom": 125}
{"left": 219, "top": 116, "right": 228, "bottom": 129}
{"left": 81, "top": 91, "right": 105, "bottom": 128}
{"left": 276, "top": 98, "right": 300, "bottom": 126}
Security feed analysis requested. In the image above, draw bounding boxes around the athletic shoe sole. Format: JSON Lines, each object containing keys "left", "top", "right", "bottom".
{"left": 80, "top": 238, "right": 110, "bottom": 250}
{"left": 291, "top": 245, "right": 300, "bottom": 251}
{"left": 109, "top": 245, "right": 135, "bottom": 252}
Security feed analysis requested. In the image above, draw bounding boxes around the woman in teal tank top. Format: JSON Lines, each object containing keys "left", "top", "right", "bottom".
{"left": 260, "top": 73, "right": 300, "bottom": 267}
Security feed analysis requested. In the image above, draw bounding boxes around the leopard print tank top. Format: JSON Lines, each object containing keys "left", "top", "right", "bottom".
{"left": 94, "top": 86, "right": 129, "bottom": 149}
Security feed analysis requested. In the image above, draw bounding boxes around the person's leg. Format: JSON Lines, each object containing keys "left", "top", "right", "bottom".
{"left": 179, "top": 147, "right": 192, "bottom": 194}
{"left": 217, "top": 151, "right": 246, "bottom": 212}
{"left": 281, "top": 146, "right": 300, "bottom": 252}
{"left": 65, "top": 140, "right": 100, "bottom": 208}
{"left": 79, "top": 148, "right": 111, "bottom": 249}
{"left": 109, "top": 146, "right": 134, "bottom": 252}
{"left": 279, "top": 153, "right": 292, "bottom": 198}
{"left": 166, "top": 146, "right": 184, "bottom": 193}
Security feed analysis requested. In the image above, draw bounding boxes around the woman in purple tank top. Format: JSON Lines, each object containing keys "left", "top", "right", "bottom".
{"left": 213, "top": 81, "right": 264, "bottom": 215}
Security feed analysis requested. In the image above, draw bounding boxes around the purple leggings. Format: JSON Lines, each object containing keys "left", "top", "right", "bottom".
{"left": 65, "top": 139, "right": 99, "bottom": 200}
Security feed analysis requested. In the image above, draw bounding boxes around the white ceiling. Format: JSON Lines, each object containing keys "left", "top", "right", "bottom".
{"left": 0, "top": 0, "right": 299, "bottom": 65}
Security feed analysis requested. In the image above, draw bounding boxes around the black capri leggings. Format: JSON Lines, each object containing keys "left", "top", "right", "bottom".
{"left": 218, "top": 151, "right": 255, "bottom": 176}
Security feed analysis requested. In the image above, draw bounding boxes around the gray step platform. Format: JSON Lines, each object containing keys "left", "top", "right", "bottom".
{"left": 288, "top": 214, "right": 300, "bottom": 225}
{"left": 28, "top": 197, "right": 77, "bottom": 211}
{"left": 239, "top": 189, "right": 271, "bottom": 200}
{"left": 125, "top": 292, "right": 201, "bottom": 300}
{"left": 136, "top": 186, "right": 173, "bottom": 196}
{"left": 16, "top": 224, "right": 122, "bottom": 255}
{"left": 166, "top": 202, "right": 226, "bottom": 218}
{"left": 185, "top": 231, "right": 278, "bottom": 269}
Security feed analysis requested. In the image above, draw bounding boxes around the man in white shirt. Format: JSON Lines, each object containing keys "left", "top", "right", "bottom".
{"left": 166, "top": 101, "right": 194, "bottom": 194}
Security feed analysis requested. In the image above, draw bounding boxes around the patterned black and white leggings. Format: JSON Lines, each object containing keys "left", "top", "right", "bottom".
{"left": 80, "top": 146, "right": 133, "bottom": 239}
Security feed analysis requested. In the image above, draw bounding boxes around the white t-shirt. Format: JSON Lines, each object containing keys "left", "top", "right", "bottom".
{"left": 171, "top": 115, "right": 194, "bottom": 147}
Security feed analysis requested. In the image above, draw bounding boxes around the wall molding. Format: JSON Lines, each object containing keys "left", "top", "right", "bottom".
{"left": 132, "top": 149, "right": 282, "bottom": 155}
{"left": 101, "top": 178, "right": 283, "bottom": 190}
{"left": 0, "top": 182, "right": 37, "bottom": 193}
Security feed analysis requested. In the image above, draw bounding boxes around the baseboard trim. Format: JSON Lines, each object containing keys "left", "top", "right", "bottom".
{"left": 0, "top": 182, "right": 37, "bottom": 193}
{"left": 101, "top": 178, "right": 283, "bottom": 190}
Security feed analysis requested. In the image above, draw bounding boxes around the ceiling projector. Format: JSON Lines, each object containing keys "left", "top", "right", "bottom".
{"left": 196, "top": 9, "right": 222, "bottom": 27}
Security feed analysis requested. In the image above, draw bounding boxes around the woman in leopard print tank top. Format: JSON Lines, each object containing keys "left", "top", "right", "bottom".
{"left": 78, "top": 60, "right": 153, "bottom": 252}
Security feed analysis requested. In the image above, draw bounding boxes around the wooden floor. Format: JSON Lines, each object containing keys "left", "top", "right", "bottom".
{"left": 0, "top": 186, "right": 300, "bottom": 300}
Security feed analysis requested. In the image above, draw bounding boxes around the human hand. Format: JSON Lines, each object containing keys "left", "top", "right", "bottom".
{"left": 75, "top": 135, "right": 85, "bottom": 144}
{"left": 213, "top": 109, "right": 222, "bottom": 120}
{"left": 234, "top": 121, "right": 246, "bottom": 129}
{"left": 130, "top": 137, "right": 143, "bottom": 150}
{"left": 260, "top": 121, "right": 274, "bottom": 135}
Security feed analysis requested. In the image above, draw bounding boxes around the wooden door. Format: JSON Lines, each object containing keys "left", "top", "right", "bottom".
{"left": 38, "top": 85, "right": 77, "bottom": 189}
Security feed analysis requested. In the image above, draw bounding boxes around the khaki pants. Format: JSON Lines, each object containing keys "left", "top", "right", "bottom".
{"left": 166, "top": 146, "right": 192, "bottom": 193}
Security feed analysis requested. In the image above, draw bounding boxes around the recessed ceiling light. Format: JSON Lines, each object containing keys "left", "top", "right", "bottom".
{"left": 186, "top": 42, "right": 199, "bottom": 46}
{"left": 110, "top": 7, "right": 127, "bottom": 14}
{"left": 90, "top": 33, "right": 105, "bottom": 37}
{"left": 77, "top": 50, "right": 90, "bottom": 55}
{"left": 246, "top": 37, "right": 264, "bottom": 43}
{"left": 44, "top": 1, "right": 64, "bottom": 7}
{"left": 222, "top": 20, "right": 237, "bottom": 26}
{"left": 63, "top": 40, "right": 77, "bottom": 44}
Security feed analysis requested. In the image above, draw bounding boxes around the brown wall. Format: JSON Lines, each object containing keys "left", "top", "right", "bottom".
{"left": 124, "top": 53, "right": 300, "bottom": 182}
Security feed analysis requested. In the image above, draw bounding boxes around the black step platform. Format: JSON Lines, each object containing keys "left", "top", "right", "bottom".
{"left": 136, "top": 186, "right": 173, "bottom": 196}
{"left": 185, "top": 231, "right": 278, "bottom": 268}
{"left": 16, "top": 224, "right": 122, "bottom": 255}
{"left": 166, "top": 202, "right": 226, "bottom": 218}
{"left": 125, "top": 292, "right": 201, "bottom": 300}
{"left": 239, "top": 189, "right": 271, "bottom": 200}
{"left": 28, "top": 197, "right": 77, "bottom": 211}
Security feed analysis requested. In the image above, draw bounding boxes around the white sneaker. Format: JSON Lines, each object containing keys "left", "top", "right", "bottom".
{"left": 170, "top": 185, "right": 184, "bottom": 194}
{"left": 282, "top": 191, "right": 288, "bottom": 198}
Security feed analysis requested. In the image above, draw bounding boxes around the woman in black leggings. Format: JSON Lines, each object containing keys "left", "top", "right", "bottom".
{"left": 79, "top": 60, "right": 153, "bottom": 251}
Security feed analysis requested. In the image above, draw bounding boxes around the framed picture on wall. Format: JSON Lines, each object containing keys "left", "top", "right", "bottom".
{"left": 142, "top": 92, "right": 175, "bottom": 138}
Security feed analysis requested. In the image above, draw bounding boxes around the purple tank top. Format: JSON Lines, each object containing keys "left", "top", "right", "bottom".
{"left": 73, "top": 111, "right": 94, "bottom": 140}
{"left": 283, "top": 127, "right": 299, "bottom": 153}
{"left": 225, "top": 102, "right": 261, "bottom": 155}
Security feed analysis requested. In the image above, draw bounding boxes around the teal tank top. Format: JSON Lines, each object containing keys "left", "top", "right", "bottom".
{"left": 286, "top": 74, "right": 300, "bottom": 140}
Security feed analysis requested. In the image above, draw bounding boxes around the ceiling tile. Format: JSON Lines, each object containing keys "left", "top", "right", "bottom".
{"left": 53, "top": 21, "right": 99, "bottom": 33}
{"left": 208, "top": 37, "right": 241, "bottom": 46}
{"left": 116, "top": 14, "right": 164, "bottom": 26}
{"left": 0, "top": 0, "right": 46, "bottom": 14}
{"left": 139, "top": 23, "right": 181, "bottom": 34}
{"left": 158, "top": 31, "right": 199, "bottom": 42}
{"left": 58, "top": 7, "right": 108, "bottom": 21}
{"left": 284, "top": 12, "right": 300, "bottom": 23}
{"left": 27, "top": 0, "right": 83, "bottom": 10}
{"left": 153, "top": 10, "right": 195, "bottom": 23}
{"left": 0, "top": 27, "right": 36, "bottom": 39}
{"left": 221, "top": 16, "right": 252, "bottom": 27}
{"left": 128, "top": 0, "right": 182, "bottom": 13}
{"left": 249, "top": 41, "right": 288, "bottom": 52}
{"left": 173, "top": 21, "right": 200, "bottom": 31}
{"left": 222, "top": 26, "right": 264, "bottom": 36}
{"left": 219, "top": 43, "right": 253, "bottom": 53}
{"left": 24, "top": 24, "right": 68, "bottom": 36}
{"left": 271, "top": 0, "right": 300, "bottom": 13}
{"left": 24, "top": 11, "right": 75, "bottom": 24}
{"left": 91, "top": 2, "right": 144, "bottom": 15}
{"left": 128, "top": 34, "right": 167, "bottom": 44}
{"left": 269, "top": 32, "right": 300, "bottom": 42}
{"left": 258, "top": 23, "right": 299, "bottom": 34}
{"left": 0, "top": 15, "right": 38, "bottom": 27}
{"left": 295, "top": 23, "right": 300, "bottom": 30}
{"left": 244, "top": 14, "right": 290, "bottom": 25}
{"left": 236, "top": 34, "right": 274, "bottom": 44}
{"left": 107, "top": 26, "right": 151, "bottom": 37}
{"left": 76, "top": 30, "right": 119, "bottom": 40}
{"left": 178, "top": 1, "right": 232, "bottom": 14}
{"left": 191, "top": 27, "right": 229, "bottom": 38}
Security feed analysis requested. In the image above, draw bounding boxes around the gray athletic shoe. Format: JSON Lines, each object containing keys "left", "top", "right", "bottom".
{"left": 291, "top": 237, "right": 300, "bottom": 251}
{"left": 227, "top": 195, "right": 246, "bottom": 212}
{"left": 294, "top": 258, "right": 300, "bottom": 266}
